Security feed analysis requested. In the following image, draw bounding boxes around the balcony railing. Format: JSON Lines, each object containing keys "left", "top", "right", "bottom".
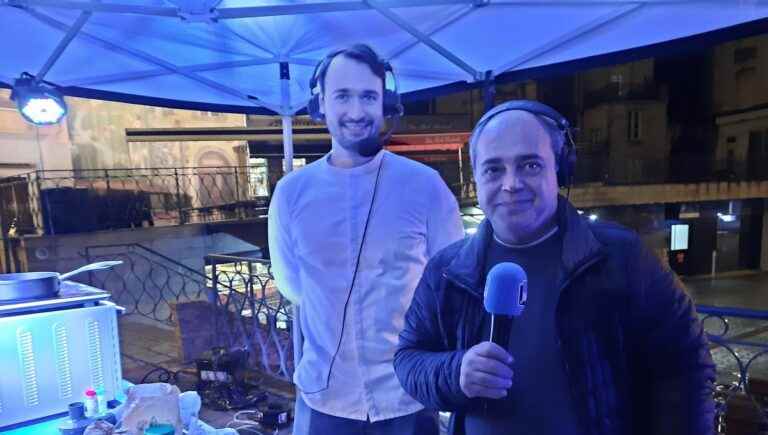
{"left": 2, "top": 153, "right": 766, "bottom": 238}
{"left": 583, "top": 80, "right": 661, "bottom": 109}
{"left": 0, "top": 166, "right": 269, "bottom": 236}
{"left": 698, "top": 305, "right": 768, "bottom": 432}
{"left": 205, "top": 253, "right": 293, "bottom": 381}
{"left": 82, "top": 244, "right": 294, "bottom": 381}
{"left": 80, "top": 245, "right": 768, "bottom": 424}
{"left": 568, "top": 154, "right": 768, "bottom": 186}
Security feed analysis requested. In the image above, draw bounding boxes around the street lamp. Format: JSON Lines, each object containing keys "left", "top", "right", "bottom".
{"left": 717, "top": 212, "right": 736, "bottom": 223}
{"left": 11, "top": 74, "right": 68, "bottom": 125}
{"left": 717, "top": 201, "right": 737, "bottom": 223}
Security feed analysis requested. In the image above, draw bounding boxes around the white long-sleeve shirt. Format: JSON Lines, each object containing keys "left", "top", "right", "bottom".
{"left": 268, "top": 150, "right": 464, "bottom": 421}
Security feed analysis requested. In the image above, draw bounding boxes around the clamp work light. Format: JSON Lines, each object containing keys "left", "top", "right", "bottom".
{"left": 11, "top": 73, "right": 68, "bottom": 125}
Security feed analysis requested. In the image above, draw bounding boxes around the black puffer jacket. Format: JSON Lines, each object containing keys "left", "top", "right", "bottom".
{"left": 394, "top": 197, "right": 716, "bottom": 435}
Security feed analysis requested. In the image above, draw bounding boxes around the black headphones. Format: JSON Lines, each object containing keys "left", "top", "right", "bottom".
{"left": 469, "top": 99, "right": 577, "bottom": 188}
{"left": 306, "top": 47, "right": 404, "bottom": 122}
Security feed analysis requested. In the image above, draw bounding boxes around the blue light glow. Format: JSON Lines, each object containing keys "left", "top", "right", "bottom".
{"left": 717, "top": 213, "right": 736, "bottom": 223}
{"left": 20, "top": 98, "right": 66, "bottom": 125}
{"left": 11, "top": 75, "right": 68, "bottom": 126}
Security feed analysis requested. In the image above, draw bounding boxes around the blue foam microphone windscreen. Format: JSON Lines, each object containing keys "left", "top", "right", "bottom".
{"left": 484, "top": 262, "right": 528, "bottom": 317}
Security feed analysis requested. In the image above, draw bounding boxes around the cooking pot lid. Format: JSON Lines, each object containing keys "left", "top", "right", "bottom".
{"left": 0, "top": 272, "right": 59, "bottom": 282}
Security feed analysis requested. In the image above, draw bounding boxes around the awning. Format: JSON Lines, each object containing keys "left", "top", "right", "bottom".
{"left": 387, "top": 132, "right": 470, "bottom": 152}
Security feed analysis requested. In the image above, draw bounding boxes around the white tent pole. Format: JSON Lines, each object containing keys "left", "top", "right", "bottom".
{"left": 282, "top": 116, "right": 295, "bottom": 173}
{"left": 66, "top": 57, "right": 279, "bottom": 87}
{"left": 5, "top": 0, "right": 178, "bottom": 16}
{"left": 458, "top": 145, "right": 464, "bottom": 188}
{"left": 387, "top": 4, "right": 475, "bottom": 59}
{"left": 24, "top": 8, "right": 277, "bottom": 111}
{"left": 365, "top": 0, "right": 482, "bottom": 81}
{"left": 495, "top": 3, "right": 644, "bottom": 73}
{"left": 37, "top": 3, "right": 94, "bottom": 81}
{"left": 280, "top": 62, "right": 294, "bottom": 174}
{"left": 8, "top": 0, "right": 476, "bottom": 17}
{"left": 219, "top": 0, "right": 474, "bottom": 18}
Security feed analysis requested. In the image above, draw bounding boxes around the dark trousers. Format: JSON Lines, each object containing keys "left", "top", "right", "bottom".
{"left": 292, "top": 395, "right": 439, "bottom": 435}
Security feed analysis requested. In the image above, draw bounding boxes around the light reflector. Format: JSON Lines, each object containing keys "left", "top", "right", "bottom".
{"left": 11, "top": 75, "right": 68, "bottom": 125}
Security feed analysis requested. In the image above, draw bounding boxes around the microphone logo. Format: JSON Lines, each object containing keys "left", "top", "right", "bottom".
{"left": 518, "top": 281, "right": 528, "bottom": 306}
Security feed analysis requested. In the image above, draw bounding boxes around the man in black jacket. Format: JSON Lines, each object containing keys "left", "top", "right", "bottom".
{"left": 393, "top": 100, "right": 716, "bottom": 435}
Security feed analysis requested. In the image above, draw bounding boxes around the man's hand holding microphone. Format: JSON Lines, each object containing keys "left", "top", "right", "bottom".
{"left": 460, "top": 342, "right": 514, "bottom": 398}
{"left": 460, "top": 262, "right": 527, "bottom": 399}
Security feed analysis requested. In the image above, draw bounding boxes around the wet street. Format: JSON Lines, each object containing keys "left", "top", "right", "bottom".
{"left": 687, "top": 272, "right": 768, "bottom": 310}
{"left": 685, "top": 272, "right": 768, "bottom": 385}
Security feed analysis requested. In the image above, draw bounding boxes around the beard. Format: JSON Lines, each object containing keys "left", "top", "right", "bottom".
{"left": 336, "top": 118, "right": 383, "bottom": 155}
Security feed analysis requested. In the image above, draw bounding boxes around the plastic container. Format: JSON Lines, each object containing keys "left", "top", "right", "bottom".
{"left": 144, "top": 423, "right": 176, "bottom": 435}
{"left": 179, "top": 391, "right": 201, "bottom": 428}
{"left": 57, "top": 402, "right": 93, "bottom": 435}
{"left": 84, "top": 388, "right": 98, "bottom": 417}
{"left": 94, "top": 386, "right": 108, "bottom": 414}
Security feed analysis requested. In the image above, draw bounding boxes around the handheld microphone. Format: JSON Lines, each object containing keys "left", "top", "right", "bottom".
{"left": 484, "top": 262, "right": 528, "bottom": 345}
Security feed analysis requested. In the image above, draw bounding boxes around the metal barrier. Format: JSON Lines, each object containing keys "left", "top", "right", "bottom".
{"left": 0, "top": 173, "right": 44, "bottom": 236}
{"left": 73, "top": 242, "right": 768, "bottom": 409}
{"left": 0, "top": 166, "right": 268, "bottom": 236}
{"left": 205, "top": 253, "right": 293, "bottom": 380}
{"left": 4, "top": 159, "right": 766, "bottom": 238}
{"left": 84, "top": 243, "right": 212, "bottom": 324}
{"left": 698, "top": 304, "right": 768, "bottom": 432}
{"left": 83, "top": 244, "right": 294, "bottom": 381}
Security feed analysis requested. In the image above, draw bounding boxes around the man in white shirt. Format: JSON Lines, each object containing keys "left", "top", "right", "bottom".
{"left": 268, "top": 43, "right": 464, "bottom": 434}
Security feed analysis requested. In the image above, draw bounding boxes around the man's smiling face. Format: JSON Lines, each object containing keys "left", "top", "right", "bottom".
{"left": 473, "top": 110, "right": 560, "bottom": 245}
{"left": 320, "top": 54, "right": 384, "bottom": 154}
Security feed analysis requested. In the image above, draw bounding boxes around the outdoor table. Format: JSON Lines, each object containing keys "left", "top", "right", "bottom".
{"left": 1, "top": 380, "right": 216, "bottom": 434}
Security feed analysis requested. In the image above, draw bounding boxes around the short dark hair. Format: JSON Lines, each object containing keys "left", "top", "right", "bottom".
{"left": 469, "top": 112, "right": 564, "bottom": 171}
{"left": 316, "top": 43, "right": 387, "bottom": 94}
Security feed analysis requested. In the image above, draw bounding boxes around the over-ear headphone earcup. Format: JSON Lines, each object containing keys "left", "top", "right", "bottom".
{"left": 557, "top": 142, "right": 577, "bottom": 188}
{"left": 383, "top": 90, "right": 403, "bottom": 118}
{"left": 308, "top": 95, "right": 324, "bottom": 122}
{"left": 567, "top": 145, "right": 577, "bottom": 186}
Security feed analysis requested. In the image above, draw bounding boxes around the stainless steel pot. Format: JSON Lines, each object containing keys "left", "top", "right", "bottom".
{"left": 0, "top": 261, "right": 123, "bottom": 302}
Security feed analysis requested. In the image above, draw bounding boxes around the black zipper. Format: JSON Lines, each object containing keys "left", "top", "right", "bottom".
{"left": 555, "top": 253, "right": 604, "bottom": 353}
{"left": 442, "top": 271, "right": 481, "bottom": 298}
{"left": 555, "top": 252, "right": 604, "bottom": 435}
{"left": 558, "top": 254, "right": 604, "bottom": 294}
{"left": 442, "top": 271, "right": 484, "bottom": 349}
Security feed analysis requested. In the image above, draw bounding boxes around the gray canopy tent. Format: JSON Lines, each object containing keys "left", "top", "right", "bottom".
{"left": 2, "top": 0, "right": 767, "bottom": 170}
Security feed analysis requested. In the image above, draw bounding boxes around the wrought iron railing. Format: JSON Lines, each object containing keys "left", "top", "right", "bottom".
{"left": 82, "top": 244, "right": 293, "bottom": 381}
{"left": 582, "top": 80, "right": 661, "bottom": 109}
{"left": 0, "top": 173, "right": 44, "bottom": 236}
{"left": 70, "top": 245, "right": 768, "bottom": 417}
{"left": 698, "top": 304, "right": 768, "bottom": 432}
{"left": 84, "top": 243, "right": 212, "bottom": 324}
{"left": 205, "top": 253, "right": 293, "bottom": 381}
{"left": 0, "top": 166, "right": 269, "bottom": 236}
{"left": 3, "top": 157, "right": 766, "bottom": 239}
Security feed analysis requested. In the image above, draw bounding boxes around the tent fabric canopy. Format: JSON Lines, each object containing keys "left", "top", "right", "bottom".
{"left": 1, "top": 0, "right": 768, "bottom": 116}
